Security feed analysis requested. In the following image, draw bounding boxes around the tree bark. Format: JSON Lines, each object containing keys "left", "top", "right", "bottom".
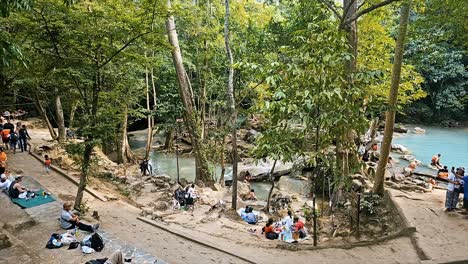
{"left": 33, "top": 92, "right": 57, "bottom": 140}
{"left": 224, "top": 0, "right": 238, "bottom": 209}
{"left": 144, "top": 63, "right": 153, "bottom": 160}
{"left": 75, "top": 65, "right": 100, "bottom": 210}
{"left": 55, "top": 91, "right": 66, "bottom": 143}
{"left": 219, "top": 135, "right": 226, "bottom": 186}
{"left": 265, "top": 159, "right": 278, "bottom": 213}
{"left": 69, "top": 102, "right": 77, "bottom": 129}
{"left": 164, "top": 127, "right": 174, "bottom": 149}
{"left": 373, "top": 0, "right": 412, "bottom": 196}
{"left": 118, "top": 105, "right": 135, "bottom": 165}
{"left": 166, "top": 0, "right": 212, "bottom": 185}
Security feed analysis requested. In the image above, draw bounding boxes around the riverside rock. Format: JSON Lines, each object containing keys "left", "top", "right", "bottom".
{"left": 391, "top": 144, "right": 409, "bottom": 154}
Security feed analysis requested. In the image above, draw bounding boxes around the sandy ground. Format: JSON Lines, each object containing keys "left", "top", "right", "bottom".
{"left": 2, "top": 123, "right": 467, "bottom": 264}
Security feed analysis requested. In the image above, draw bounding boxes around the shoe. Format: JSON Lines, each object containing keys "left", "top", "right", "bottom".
{"left": 93, "top": 223, "right": 100, "bottom": 232}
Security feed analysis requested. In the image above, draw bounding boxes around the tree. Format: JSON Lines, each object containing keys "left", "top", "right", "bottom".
{"left": 373, "top": 0, "right": 412, "bottom": 196}
{"left": 224, "top": 0, "right": 239, "bottom": 209}
{"left": 165, "top": 0, "right": 212, "bottom": 185}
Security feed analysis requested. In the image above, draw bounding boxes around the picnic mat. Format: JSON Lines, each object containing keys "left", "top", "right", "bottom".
{"left": 11, "top": 189, "right": 56, "bottom": 208}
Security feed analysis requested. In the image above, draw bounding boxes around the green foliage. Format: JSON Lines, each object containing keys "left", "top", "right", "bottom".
{"left": 359, "top": 192, "right": 381, "bottom": 215}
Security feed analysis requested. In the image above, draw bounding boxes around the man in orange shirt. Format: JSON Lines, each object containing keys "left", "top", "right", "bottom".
{"left": 0, "top": 147, "right": 7, "bottom": 174}
{"left": 1, "top": 129, "right": 10, "bottom": 150}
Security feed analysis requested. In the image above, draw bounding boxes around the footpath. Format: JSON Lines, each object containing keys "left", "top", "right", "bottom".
{"left": 2, "top": 146, "right": 467, "bottom": 264}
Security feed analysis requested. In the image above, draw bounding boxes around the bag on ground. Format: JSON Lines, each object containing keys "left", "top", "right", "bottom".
{"left": 45, "top": 233, "right": 62, "bottom": 249}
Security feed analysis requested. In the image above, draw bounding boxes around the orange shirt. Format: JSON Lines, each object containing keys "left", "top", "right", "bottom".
{"left": 1, "top": 129, "right": 10, "bottom": 139}
{"left": 45, "top": 159, "right": 52, "bottom": 166}
{"left": 264, "top": 225, "right": 274, "bottom": 234}
{"left": 0, "top": 152, "right": 7, "bottom": 167}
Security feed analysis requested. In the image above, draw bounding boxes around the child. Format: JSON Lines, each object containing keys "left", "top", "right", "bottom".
{"left": 44, "top": 155, "right": 52, "bottom": 174}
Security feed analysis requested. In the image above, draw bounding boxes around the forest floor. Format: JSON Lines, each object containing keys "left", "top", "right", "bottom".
{"left": 1, "top": 124, "right": 467, "bottom": 263}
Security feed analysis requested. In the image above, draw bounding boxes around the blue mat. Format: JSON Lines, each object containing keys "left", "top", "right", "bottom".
{"left": 11, "top": 189, "right": 56, "bottom": 208}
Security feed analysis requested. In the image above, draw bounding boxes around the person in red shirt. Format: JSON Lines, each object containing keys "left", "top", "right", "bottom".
{"left": 262, "top": 218, "right": 278, "bottom": 240}
{"left": 44, "top": 155, "right": 52, "bottom": 174}
{"left": 293, "top": 216, "right": 306, "bottom": 239}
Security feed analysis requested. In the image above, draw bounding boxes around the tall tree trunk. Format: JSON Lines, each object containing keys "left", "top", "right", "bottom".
{"left": 69, "top": 102, "right": 77, "bottom": 129}
{"left": 164, "top": 127, "right": 174, "bottom": 149}
{"left": 55, "top": 90, "right": 66, "bottom": 142}
{"left": 373, "top": 1, "right": 412, "bottom": 196}
{"left": 144, "top": 63, "right": 153, "bottom": 160}
{"left": 166, "top": 0, "right": 211, "bottom": 185}
{"left": 265, "top": 159, "right": 278, "bottom": 213}
{"left": 75, "top": 66, "right": 100, "bottom": 210}
{"left": 219, "top": 135, "right": 226, "bottom": 186}
{"left": 118, "top": 105, "right": 135, "bottom": 165}
{"left": 224, "top": 0, "right": 238, "bottom": 209}
{"left": 34, "top": 92, "right": 57, "bottom": 140}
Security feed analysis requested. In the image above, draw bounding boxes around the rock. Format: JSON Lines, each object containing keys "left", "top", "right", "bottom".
{"left": 153, "top": 201, "right": 169, "bottom": 211}
{"left": 213, "top": 183, "right": 224, "bottom": 192}
{"left": 384, "top": 170, "right": 392, "bottom": 181}
{"left": 384, "top": 181, "right": 400, "bottom": 189}
{"left": 154, "top": 179, "right": 167, "bottom": 188}
{"left": 351, "top": 174, "right": 368, "bottom": 182}
{"left": 236, "top": 181, "right": 252, "bottom": 200}
{"left": 140, "top": 207, "right": 154, "bottom": 216}
{"left": 351, "top": 179, "right": 363, "bottom": 192}
{"left": 391, "top": 144, "right": 409, "bottom": 154}
{"left": 392, "top": 173, "right": 406, "bottom": 182}
{"left": 151, "top": 212, "right": 163, "bottom": 220}
{"left": 0, "top": 233, "right": 11, "bottom": 249}
{"left": 243, "top": 129, "right": 261, "bottom": 143}
{"left": 270, "top": 190, "right": 292, "bottom": 210}
{"left": 413, "top": 127, "right": 426, "bottom": 134}
{"left": 155, "top": 174, "right": 172, "bottom": 182}
{"left": 393, "top": 124, "right": 408, "bottom": 133}
{"left": 400, "top": 155, "right": 416, "bottom": 161}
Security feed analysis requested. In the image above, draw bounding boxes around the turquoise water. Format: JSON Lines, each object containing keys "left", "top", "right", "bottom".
{"left": 393, "top": 125, "right": 468, "bottom": 172}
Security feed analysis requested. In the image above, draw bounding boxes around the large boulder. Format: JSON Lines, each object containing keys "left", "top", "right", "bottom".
{"left": 413, "top": 127, "right": 426, "bottom": 134}
{"left": 153, "top": 201, "right": 170, "bottom": 211}
{"left": 391, "top": 144, "right": 409, "bottom": 154}
{"left": 237, "top": 181, "right": 251, "bottom": 200}
{"left": 392, "top": 173, "right": 406, "bottom": 182}
{"left": 243, "top": 129, "right": 261, "bottom": 143}
{"left": 400, "top": 155, "right": 416, "bottom": 161}
{"left": 155, "top": 174, "right": 172, "bottom": 182}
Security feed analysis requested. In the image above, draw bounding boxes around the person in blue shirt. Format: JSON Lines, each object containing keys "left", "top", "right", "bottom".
{"left": 245, "top": 207, "right": 257, "bottom": 225}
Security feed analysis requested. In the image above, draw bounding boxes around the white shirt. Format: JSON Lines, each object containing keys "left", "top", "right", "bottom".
{"left": 187, "top": 187, "right": 198, "bottom": 198}
{"left": 0, "top": 179, "right": 11, "bottom": 190}
{"left": 282, "top": 216, "right": 293, "bottom": 229}
{"left": 447, "top": 172, "right": 458, "bottom": 192}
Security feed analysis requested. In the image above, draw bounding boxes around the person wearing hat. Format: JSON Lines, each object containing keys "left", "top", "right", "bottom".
{"left": 8, "top": 176, "right": 28, "bottom": 198}
{"left": 0, "top": 173, "right": 11, "bottom": 191}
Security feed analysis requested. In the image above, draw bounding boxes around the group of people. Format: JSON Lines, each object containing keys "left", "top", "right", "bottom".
{"left": 444, "top": 166, "right": 467, "bottom": 212}
{"left": 0, "top": 118, "right": 31, "bottom": 154}
{"left": 262, "top": 211, "right": 307, "bottom": 242}
{"left": 173, "top": 184, "right": 199, "bottom": 210}
{"left": 0, "top": 171, "right": 35, "bottom": 199}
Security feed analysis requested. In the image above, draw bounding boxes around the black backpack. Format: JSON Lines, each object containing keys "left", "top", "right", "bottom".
{"left": 9, "top": 133, "right": 17, "bottom": 141}
{"left": 90, "top": 233, "right": 104, "bottom": 252}
{"left": 45, "top": 233, "right": 62, "bottom": 249}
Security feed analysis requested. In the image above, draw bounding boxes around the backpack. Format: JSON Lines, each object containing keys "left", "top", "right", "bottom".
{"left": 9, "top": 133, "right": 17, "bottom": 141}
{"left": 46, "top": 233, "right": 62, "bottom": 249}
{"left": 90, "top": 233, "right": 104, "bottom": 252}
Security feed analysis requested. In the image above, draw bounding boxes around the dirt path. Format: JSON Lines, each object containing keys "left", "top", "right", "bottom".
{"left": 390, "top": 189, "right": 468, "bottom": 263}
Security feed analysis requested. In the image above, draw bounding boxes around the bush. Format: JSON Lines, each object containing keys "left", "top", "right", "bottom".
{"left": 360, "top": 192, "right": 381, "bottom": 215}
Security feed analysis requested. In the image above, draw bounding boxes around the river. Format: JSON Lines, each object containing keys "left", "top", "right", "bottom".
{"left": 392, "top": 125, "right": 468, "bottom": 173}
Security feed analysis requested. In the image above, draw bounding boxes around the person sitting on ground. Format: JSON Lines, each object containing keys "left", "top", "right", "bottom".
{"left": 438, "top": 166, "right": 449, "bottom": 179}
{"left": 293, "top": 216, "right": 306, "bottom": 239}
{"left": 370, "top": 150, "right": 379, "bottom": 162}
{"left": 452, "top": 167, "right": 465, "bottom": 210}
{"left": 247, "top": 189, "right": 257, "bottom": 200}
{"left": 8, "top": 176, "right": 30, "bottom": 198}
{"left": 245, "top": 207, "right": 257, "bottom": 225}
{"left": 0, "top": 173, "right": 11, "bottom": 191}
{"left": 86, "top": 249, "right": 131, "bottom": 264}
{"left": 241, "top": 206, "right": 250, "bottom": 221}
{"left": 60, "top": 202, "right": 99, "bottom": 232}
{"left": 282, "top": 210, "right": 293, "bottom": 230}
{"left": 262, "top": 218, "right": 278, "bottom": 240}
{"left": 431, "top": 154, "right": 442, "bottom": 169}
{"left": 387, "top": 156, "right": 394, "bottom": 167}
